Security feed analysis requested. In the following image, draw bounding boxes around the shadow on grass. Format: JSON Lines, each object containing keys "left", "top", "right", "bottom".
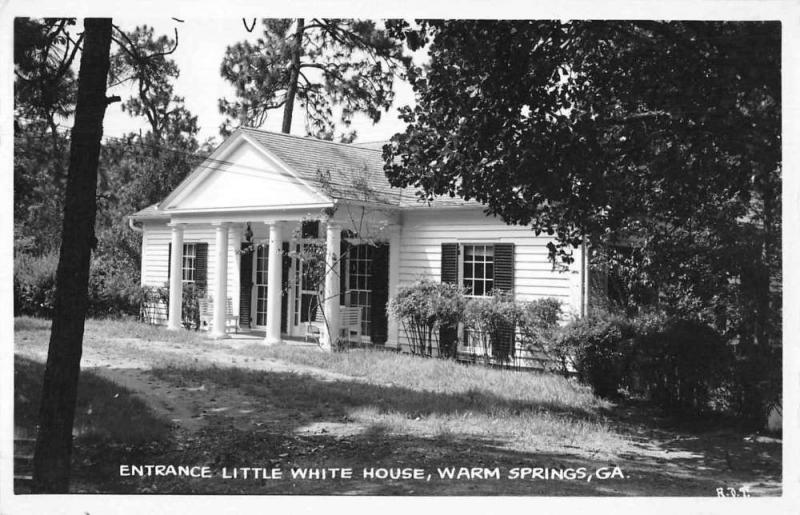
{"left": 136, "top": 367, "right": 780, "bottom": 497}
{"left": 149, "top": 363, "right": 605, "bottom": 426}
{"left": 144, "top": 363, "right": 781, "bottom": 496}
{"left": 15, "top": 356, "right": 171, "bottom": 443}
{"left": 13, "top": 351, "right": 782, "bottom": 495}
{"left": 14, "top": 356, "right": 173, "bottom": 493}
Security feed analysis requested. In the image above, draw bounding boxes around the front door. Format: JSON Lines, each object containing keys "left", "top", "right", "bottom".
{"left": 292, "top": 242, "right": 320, "bottom": 334}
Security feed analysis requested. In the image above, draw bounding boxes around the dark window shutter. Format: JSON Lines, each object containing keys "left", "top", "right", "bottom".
{"left": 493, "top": 243, "right": 514, "bottom": 294}
{"left": 239, "top": 243, "right": 253, "bottom": 328}
{"left": 492, "top": 243, "right": 515, "bottom": 360}
{"left": 340, "top": 239, "right": 350, "bottom": 305}
{"left": 195, "top": 243, "right": 208, "bottom": 293}
{"left": 167, "top": 243, "right": 172, "bottom": 284}
{"left": 439, "top": 243, "right": 460, "bottom": 355}
{"left": 441, "top": 243, "right": 459, "bottom": 284}
{"left": 369, "top": 243, "right": 390, "bottom": 345}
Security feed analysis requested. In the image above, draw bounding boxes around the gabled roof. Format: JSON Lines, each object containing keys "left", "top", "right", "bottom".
{"left": 239, "top": 128, "right": 406, "bottom": 205}
{"left": 130, "top": 127, "right": 480, "bottom": 220}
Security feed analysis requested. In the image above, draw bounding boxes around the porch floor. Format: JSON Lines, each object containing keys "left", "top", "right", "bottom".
{"left": 213, "top": 329, "right": 320, "bottom": 347}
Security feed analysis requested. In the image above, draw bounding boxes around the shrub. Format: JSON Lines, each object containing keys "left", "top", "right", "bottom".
{"left": 631, "top": 316, "right": 735, "bottom": 415}
{"left": 86, "top": 255, "right": 146, "bottom": 317}
{"left": 14, "top": 251, "right": 58, "bottom": 317}
{"left": 558, "top": 308, "right": 737, "bottom": 414}
{"left": 732, "top": 345, "right": 781, "bottom": 430}
{"left": 556, "top": 312, "right": 636, "bottom": 398}
{"left": 463, "top": 292, "right": 521, "bottom": 364}
{"left": 14, "top": 251, "right": 146, "bottom": 319}
{"left": 518, "top": 298, "right": 563, "bottom": 371}
{"left": 156, "top": 283, "right": 205, "bottom": 330}
{"left": 387, "top": 279, "right": 465, "bottom": 357}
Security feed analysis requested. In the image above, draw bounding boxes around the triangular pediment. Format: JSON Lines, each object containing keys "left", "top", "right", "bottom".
{"left": 162, "top": 133, "right": 329, "bottom": 211}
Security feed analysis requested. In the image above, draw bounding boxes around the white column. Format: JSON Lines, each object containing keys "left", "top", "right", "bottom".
{"left": 264, "top": 222, "right": 284, "bottom": 345}
{"left": 230, "top": 224, "right": 244, "bottom": 318}
{"left": 167, "top": 223, "right": 185, "bottom": 330}
{"left": 386, "top": 224, "right": 401, "bottom": 348}
{"left": 323, "top": 222, "right": 341, "bottom": 350}
{"left": 209, "top": 222, "right": 230, "bottom": 339}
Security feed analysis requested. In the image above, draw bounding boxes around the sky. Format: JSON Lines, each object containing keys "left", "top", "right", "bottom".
{"left": 104, "top": 18, "right": 418, "bottom": 146}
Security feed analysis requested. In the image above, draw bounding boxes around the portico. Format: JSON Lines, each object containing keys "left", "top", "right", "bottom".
{"left": 164, "top": 210, "right": 394, "bottom": 349}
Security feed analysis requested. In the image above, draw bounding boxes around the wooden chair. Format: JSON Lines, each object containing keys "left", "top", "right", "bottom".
{"left": 199, "top": 296, "right": 239, "bottom": 334}
{"left": 303, "top": 306, "right": 363, "bottom": 345}
{"left": 339, "top": 306, "right": 363, "bottom": 344}
{"left": 305, "top": 305, "right": 325, "bottom": 343}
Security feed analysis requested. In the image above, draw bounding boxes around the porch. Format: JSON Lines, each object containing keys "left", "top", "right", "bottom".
{"left": 164, "top": 213, "right": 400, "bottom": 350}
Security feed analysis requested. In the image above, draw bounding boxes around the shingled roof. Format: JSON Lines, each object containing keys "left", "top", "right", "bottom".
{"left": 131, "top": 127, "right": 478, "bottom": 219}
{"left": 239, "top": 128, "right": 409, "bottom": 205}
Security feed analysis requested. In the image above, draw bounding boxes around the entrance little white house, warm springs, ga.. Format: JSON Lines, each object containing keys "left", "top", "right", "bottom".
{"left": 128, "top": 127, "right": 589, "bottom": 355}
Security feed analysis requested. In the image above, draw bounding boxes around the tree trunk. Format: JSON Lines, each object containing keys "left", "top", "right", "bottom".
{"left": 32, "top": 17, "right": 113, "bottom": 493}
{"left": 281, "top": 18, "right": 304, "bottom": 134}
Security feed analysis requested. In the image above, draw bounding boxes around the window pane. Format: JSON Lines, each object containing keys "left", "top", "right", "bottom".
{"left": 474, "top": 280, "right": 484, "bottom": 296}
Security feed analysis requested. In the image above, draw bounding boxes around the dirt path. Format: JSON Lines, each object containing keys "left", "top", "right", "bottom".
{"left": 16, "top": 335, "right": 365, "bottom": 438}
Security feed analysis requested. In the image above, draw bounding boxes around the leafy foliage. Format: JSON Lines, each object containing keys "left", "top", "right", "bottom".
{"left": 556, "top": 309, "right": 740, "bottom": 418}
{"left": 384, "top": 20, "right": 779, "bottom": 330}
{"left": 556, "top": 311, "right": 637, "bottom": 398}
{"left": 387, "top": 279, "right": 465, "bottom": 357}
{"left": 14, "top": 252, "right": 58, "bottom": 317}
{"left": 517, "top": 297, "right": 563, "bottom": 369}
{"left": 15, "top": 20, "right": 207, "bottom": 323}
{"left": 14, "top": 250, "right": 148, "bottom": 318}
{"left": 14, "top": 18, "right": 79, "bottom": 143}
{"left": 463, "top": 292, "right": 521, "bottom": 364}
{"left": 384, "top": 20, "right": 780, "bottom": 424}
{"left": 631, "top": 315, "right": 734, "bottom": 416}
{"left": 155, "top": 283, "right": 204, "bottom": 330}
{"left": 219, "top": 18, "right": 410, "bottom": 139}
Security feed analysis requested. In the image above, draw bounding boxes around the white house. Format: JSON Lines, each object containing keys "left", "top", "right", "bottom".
{"left": 129, "top": 127, "right": 589, "bottom": 354}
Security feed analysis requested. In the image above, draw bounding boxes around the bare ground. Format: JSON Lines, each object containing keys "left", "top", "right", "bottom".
{"left": 14, "top": 330, "right": 782, "bottom": 496}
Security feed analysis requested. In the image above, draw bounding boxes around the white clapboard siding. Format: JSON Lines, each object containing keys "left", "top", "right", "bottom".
{"left": 393, "top": 208, "right": 584, "bottom": 352}
{"left": 141, "top": 221, "right": 240, "bottom": 322}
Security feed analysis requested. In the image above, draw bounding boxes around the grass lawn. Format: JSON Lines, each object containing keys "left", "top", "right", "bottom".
{"left": 13, "top": 317, "right": 782, "bottom": 496}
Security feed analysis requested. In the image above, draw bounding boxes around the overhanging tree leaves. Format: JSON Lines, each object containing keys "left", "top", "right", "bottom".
{"left": 384, "top": 21, "right": 780, "bottom": 422}
{"left": 32, "top": 17, "right": 115, "bottom": 493}
{"left": 384, "top": 21, "right": 781, "bottom": 328}
{"left": 219, "top": 18, "right": 410, "bottom": 138}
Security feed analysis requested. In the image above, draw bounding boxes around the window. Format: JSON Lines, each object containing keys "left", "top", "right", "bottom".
{"left": 346, "top": 244, "right": 373, "bottom": 338}
{"left": 182, "top": 243, "right": 197, "bottom": 284}
{"left": 462, "top": 244, "right": 494, "bottom": 297}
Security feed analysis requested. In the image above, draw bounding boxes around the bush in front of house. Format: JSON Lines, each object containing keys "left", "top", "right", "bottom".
{"left": 463, "top": 291, "right": 521, "bottom": 364}
{"left": 154, "top": 282, "right": 205, "bottom": 330}
{"left": 387, "top": 279, "right": 465, "bottom": 357}
{"left": 556, "top": 311, "right": 637, "bottom": 398}
{"left": 517, "top": 297, "right": 564, "bottom": 372}
{"left": 631, "top": 313, "right": 735, "bottom": 416}
{"left": 558, "top": 308, "right": 737, "bottom": 415}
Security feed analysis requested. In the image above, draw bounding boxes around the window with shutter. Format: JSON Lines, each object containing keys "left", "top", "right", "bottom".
{"left": 167, "top": 242, "right": 208, "bottom": 291}
{"left": 462, "top": 244, "right": 494, "bottom": 296}
{"left": 182, "top": 244, "right": 197, "bottom": 283}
